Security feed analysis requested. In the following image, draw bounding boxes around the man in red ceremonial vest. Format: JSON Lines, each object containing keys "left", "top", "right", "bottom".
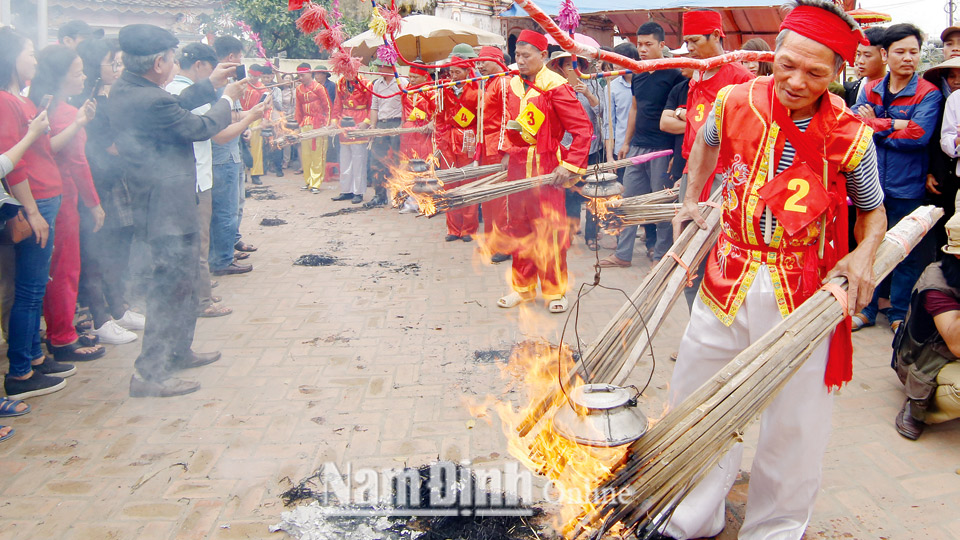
{"left": 295, "top": 63, "right": 332, "bottom": 193}
{"left": 663, "top": 1, "right": 887, "bottom": 538}
{"left": 495, "top": 30, "right": 592, "bottom": 314}
{"left": 400, "top": 66, "right": 436, "bottom": 162}
{"left": 331, "top": 73, "right": 372, "bottom": 204}
{"left": 477, "top": 46, "right": 511, "bottom": 264}
{"left": 439, "top": 44, "right": 481, "bottom": 242}
{"left": 241, "top": 65, "right": 270, "bottom": 184}
{"left": 675, "top": 10, "right": 756, "bottom": 307}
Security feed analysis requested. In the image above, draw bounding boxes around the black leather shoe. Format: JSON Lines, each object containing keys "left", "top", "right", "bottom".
{"left": 491, "top": 253, "right": 511, "bottom": 264}
{"left": 332, "top": 193, "right": 352, "bottom": 201}
{"left": 363, "top": 197, "right": 387, "bottom": 208}
{"left": 129, "top": 375, "right": 200, "bottom": 397}
{"left": 251, "top": 176, "right": 263, "bottom": 185}
{"left": 170, "top": 350, "right": 222, "bottom": 370}
{"left": 445, "top": 234, "right": 459, "bottom": 242}
{"left": 212, "top": 262, "right": 253, "bottom": 276}
{"left": 350, "top": 195, "right": 364, "bottom": 204}
{"left": 461, "top": 234, "right": 473, "bottom": 242}
{"left": 895, "top": 400, "right": 924, "bottom": 440}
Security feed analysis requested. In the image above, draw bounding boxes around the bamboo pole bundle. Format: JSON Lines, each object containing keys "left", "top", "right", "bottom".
{"left": 570, "top": 206, "right": 943, "bottom": 539}
{"left": 515, "top": 189, "right": 723, "bottom": 439}
{"left": 435, "top": 163, "right": 505, "bottom": 184}
{"left": 277, "top": 126, "right": 426, "bottom": 147}
{"left": 602, "top": 203, "right": 682, "bottom": 229}
{"left": 430, "top": 151, "right": 671, "bottom": 215}
{"left": 344, "top": 126, "right": 425, "bottom": 139}
{"left": 605, "top": 188, "right": 679, "bottom": 208}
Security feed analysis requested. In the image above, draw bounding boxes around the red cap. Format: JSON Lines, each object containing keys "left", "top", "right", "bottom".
{"left": 683, "top": 10, "right": 725, "bottom": 38}
{"left": 479, "top": 46, "right": 505, "bottom": 62}
{"left": 409, "top": 66, "right": 430, "bottom": 77}
{"left": 296, "top": 65, "right": 312, "bottom": 73}
{"left": 517, "top": 29, "right": 547, "bottom": 52}
{"left": 780, "top": 5, "right": 868, "bottom": 66}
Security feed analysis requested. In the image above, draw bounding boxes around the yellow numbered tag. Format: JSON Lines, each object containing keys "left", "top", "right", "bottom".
{"left": 409, "top": 107, "right": 427, "bottom": 122}
{"left": 453, "top": 106, "right": 475, "bottom": 127}
{"left": 517, "top": 102, "right": 545, "bottom": 136}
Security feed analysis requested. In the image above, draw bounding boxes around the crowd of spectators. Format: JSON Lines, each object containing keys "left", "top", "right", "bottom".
{"left": 3, "top": 12, "right": 960, "bottom": 443}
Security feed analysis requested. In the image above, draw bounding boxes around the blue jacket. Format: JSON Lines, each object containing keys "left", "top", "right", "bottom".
{"left": 853, "top": 73, "right": 942, "bottom": 200}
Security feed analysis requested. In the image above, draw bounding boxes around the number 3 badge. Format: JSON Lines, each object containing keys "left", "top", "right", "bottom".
{"left": 756, "top": 160, "right": 831, "bottom": 236}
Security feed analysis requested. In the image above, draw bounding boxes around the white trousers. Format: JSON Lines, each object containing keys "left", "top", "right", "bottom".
{"left": 340, "top": 142, "right": 369, "bottom": 196}
{"left": 664, "top": 267, "right": 834, "bottom": 540}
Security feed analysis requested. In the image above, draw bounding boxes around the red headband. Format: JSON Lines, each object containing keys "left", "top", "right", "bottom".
{"left": 409, "top": 66, "right": 430, "bottom": 77}
{"left": 296, "top": 66, "right": 311, "bottom": 73}
{"left": 780, "top": 5, "right": 868, "bottom": 65}
{"left": 479, "top": 46, "right": 505, "bottom": 62}
{"left": 683, "top": 11, "right": 725, "bottom": 38}
{"left": 518, "top": 29, "right": 547, "bottom": 52}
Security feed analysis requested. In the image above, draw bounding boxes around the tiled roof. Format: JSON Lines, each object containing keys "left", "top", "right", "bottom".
{"left": 52, "top": 0, "right": 221, "bottom": 11}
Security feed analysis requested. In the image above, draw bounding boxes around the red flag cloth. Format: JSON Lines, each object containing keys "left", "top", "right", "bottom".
{"left": 780, "top": 5, "right": 868, "bottom": 65}
{"left": 409, "top": 66, "right": 430, "bottom": 77}
{"left": 289, "top": 0, "right": 304, "bottom": 10}
{"left": 517, "top": 29, "right": 547, "bottom": 51}
{"left": 682, "top": 10, "right": 725, "bottom": 38}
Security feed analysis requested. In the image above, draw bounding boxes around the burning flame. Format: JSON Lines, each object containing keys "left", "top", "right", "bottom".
{"left": 385, "top": 155, "right": 441, "bottom": 216}
{"left": 470, "top": 341, "right": 628, "bottom": 537}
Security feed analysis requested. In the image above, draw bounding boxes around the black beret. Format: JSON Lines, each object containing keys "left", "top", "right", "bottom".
{"left": 118, "top": 24, "right": 179, "bottom": 56}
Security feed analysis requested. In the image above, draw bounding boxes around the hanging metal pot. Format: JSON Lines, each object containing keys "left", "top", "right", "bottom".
{"left": 579, "top": 171, "right": 623, "bottom": 199}
{"left": 553, "top": 383, "right": 648, "bottom": 448}
{"left": 407, "top": 159, "right": 442, "bottom": 194}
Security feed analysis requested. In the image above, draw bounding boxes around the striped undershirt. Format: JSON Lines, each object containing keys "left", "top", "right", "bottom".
{"left": 702, "top": 104, "right": 883, "bottom": 235}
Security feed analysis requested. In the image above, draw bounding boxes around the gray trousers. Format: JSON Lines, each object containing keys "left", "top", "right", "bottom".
{"left": 679, "top": 171, "right": 724, "bottom": 309}
{"left": 197, "top": 189, "right": 213, "bottom": 308}
{"left": 615, "top": 146, "right": 672, "bottom": 262}
{"left": 340, "top": 142, "right": 369, "bottom": 196}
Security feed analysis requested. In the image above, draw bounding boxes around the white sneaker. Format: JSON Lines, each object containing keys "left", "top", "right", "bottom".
{"left": 116, "top": 310, "right": 146, "bottom": 331}
{"left": 92, "top": 320, "right": 138, "bottom": 345}
{"left": 310, "top": 188, "right": 320, "bottom": 194}
{"left": 300, "top": 185, "right": 310, "bottom": 190}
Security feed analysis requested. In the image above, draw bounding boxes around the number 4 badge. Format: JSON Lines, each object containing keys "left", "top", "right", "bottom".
{"left": 755, "top": 160, "right": 831, "bottom": 236}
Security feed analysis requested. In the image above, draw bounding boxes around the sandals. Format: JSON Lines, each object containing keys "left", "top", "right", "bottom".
{"left": 0, "top": 427, "right": 13, "bottom": 443}
{"left": 497, "top": 291, "right": 534, "bottom": 309}
{"left": 586, "top": 239, "right": 600, "bottom": 252}
{"left": 598, "top": 255, "right": 631, "bottom": 268}
{"left": 198, "top": 304, "right": 233, "bottom": 318}
{"left": 0, "top": 397, "right": 29, "bottom": 418}
{"left": 548, "top": 296, "right": 569, "bottom": 314}
{"left": 850, "top": 313, "right": 874, "bottom": 332}
{"left": 48, "top": 341, "right": 106, "bottom": 362}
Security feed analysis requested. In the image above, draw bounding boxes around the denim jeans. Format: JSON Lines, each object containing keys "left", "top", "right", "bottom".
{"left": 615, "top": 146, "right": 672, "bottom": 262}
{"left": 7, "top": 195, "right": 60, "bottom": 377}
{"left": 210, "top": 161, "right": 240, "bottom": 272}
{"left": 861, "top": 197, "right": 935, "bottom": 323}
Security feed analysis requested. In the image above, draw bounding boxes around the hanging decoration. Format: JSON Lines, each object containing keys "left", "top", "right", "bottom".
{"left": 557, "top": 0, "right": 580, "bottom": 33}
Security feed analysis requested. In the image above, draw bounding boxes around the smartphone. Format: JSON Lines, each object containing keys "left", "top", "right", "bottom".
{"left": 259, "top": 93, "right": 269, "bottom": 103}
{"left": 36, "top": 94, "right": 53, "bottom": 117}
{"left": 235, "top": 64, "right": 246, "bottom": 81}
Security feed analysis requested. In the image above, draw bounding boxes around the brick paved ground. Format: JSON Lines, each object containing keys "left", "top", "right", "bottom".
{"left": 1, "top": 172, "right": 959, "bottom": 540}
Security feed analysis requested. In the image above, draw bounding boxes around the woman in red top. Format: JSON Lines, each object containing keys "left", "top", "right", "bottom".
{"left": 0, "top": 28, "right": 76, "bottom": 402}
{"left": 29, "top": 45, "right": 105, "bottom": 364}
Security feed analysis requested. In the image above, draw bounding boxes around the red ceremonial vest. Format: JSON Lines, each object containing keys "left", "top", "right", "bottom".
{"left": 701, "top": 77, "right": 874, "bottom": 388}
